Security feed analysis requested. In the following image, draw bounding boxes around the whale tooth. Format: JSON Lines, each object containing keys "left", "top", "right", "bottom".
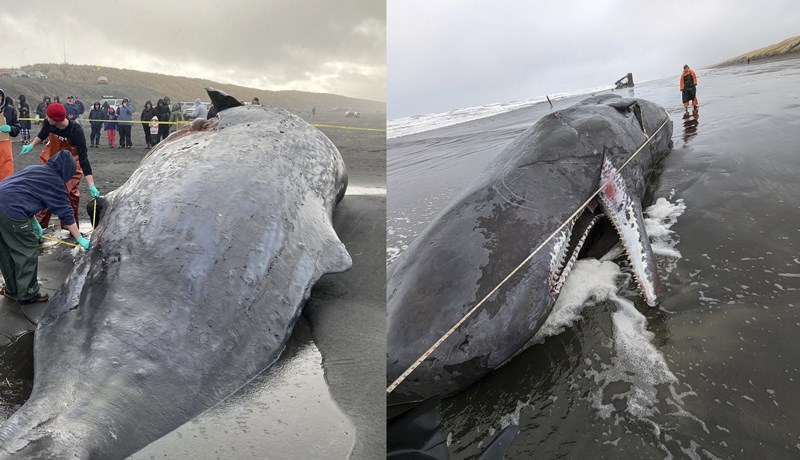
{"left": 548, "top": 219, "right": 575, "bottom": 294}
{"left": 553, "top": 214, "right": 602, "bottom": 294}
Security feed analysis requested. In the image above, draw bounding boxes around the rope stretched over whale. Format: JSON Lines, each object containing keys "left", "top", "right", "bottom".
{"left": 387, "top": 104, "right": 685, "bottom": 394}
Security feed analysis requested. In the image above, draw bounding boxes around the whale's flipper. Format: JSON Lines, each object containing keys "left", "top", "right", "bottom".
{"left": 317, "top": 236, "right": 352, "bottom": 276}
{"left": 606, "top": 99, "right": 646, "bottom": 133}
{"left": 598, "top": 157, "right": 663, "bottom": 306}
{"left": 205, "top": 87, "right": 243, "bottom": 118}
{"left": 606, "top": 98, "right": 638, "bottom": 111}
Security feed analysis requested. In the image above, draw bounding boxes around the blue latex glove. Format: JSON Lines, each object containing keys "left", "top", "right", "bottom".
{"left": 76, "top": 236, "right": 91, "bottom": 251}
{"left": 0, "top": 125, "right": 10, "bottom": 133}
{"left": 89, "top": 184, "right": 100, "bottom": 198}
{"left": 20, "top": 144, "right": 33, "bottom": 155}
{"left": 31, "top": 219, "right": 43, "bottom": 241}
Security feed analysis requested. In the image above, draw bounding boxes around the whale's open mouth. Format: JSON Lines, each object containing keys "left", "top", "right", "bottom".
{"left": 548, "top": 157, "right": 663, "bottom": 305}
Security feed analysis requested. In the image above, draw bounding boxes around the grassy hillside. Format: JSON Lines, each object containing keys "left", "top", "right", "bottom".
{"left": 715, "top": 35, "right": 800, "bottom": 66}
{"left": 2, "top": 63, "right": 383, "bottom": 115}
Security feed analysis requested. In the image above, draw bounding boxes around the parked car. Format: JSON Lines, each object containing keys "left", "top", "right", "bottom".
{"left": 180, "top": 102, "right": 195, "bottom": 119}
{"left": 11, "top": 70, "right": 28, "bottom": 78}
{"left": 28, "top": 71, "right": 47, "bottom": 79}
{"left": 182, "top": 101, "right": 210, "bottom": 120}
{"left": 345, "top": 110, "right": 360, "bottom": 118}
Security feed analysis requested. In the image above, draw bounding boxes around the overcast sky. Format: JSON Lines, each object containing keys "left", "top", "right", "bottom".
{"left": 389, "top": 0, "right": 799, "bottom": 118}
{"left": 3, "top": 1, "right": 385, "bottom": 102}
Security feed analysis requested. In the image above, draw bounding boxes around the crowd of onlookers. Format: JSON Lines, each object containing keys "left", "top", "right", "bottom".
{"left": 7, "top": 94, "right": 214, "bottom": 149}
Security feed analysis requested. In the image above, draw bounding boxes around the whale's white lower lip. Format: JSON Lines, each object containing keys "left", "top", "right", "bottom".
{"left": 346, "top": 186, "right": 386, "bottom": 196}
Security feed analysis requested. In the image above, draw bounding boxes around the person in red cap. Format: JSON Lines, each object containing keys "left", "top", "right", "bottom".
{"left": 20, "top": 103, "right": 101, "bottom": 232}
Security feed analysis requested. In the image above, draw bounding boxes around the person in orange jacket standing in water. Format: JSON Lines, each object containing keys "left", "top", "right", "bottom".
{"left": 680, "top": 64, "right": 699, "bottom": 111}
{"left": 19, "top": 103, "right": 101, "bottom": 231}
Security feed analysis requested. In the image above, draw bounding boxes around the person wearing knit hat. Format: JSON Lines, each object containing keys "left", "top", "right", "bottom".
{"left": 45, "top": 102, "right": 66, "bottom": 122}
{"left": 20, "top": 102, "right": 101, "bottom": 232}
{"left": 0, "top": 88, "right": 22, "bottom": 181}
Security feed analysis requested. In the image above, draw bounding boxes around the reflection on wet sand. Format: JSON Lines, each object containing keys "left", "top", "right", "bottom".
{"left": 682, "top": 107, "right": 699, "bottom": 145}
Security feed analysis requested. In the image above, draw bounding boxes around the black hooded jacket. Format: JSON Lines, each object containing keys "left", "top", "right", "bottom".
{"left": 89, "top": 103, "right": 107, "bottom": 128}
{"left": 140, "top": 102, "right": 157, "bottom": 127}
{"left": 0, "top": 88, "right": 21, "bottom": 137}
{"left": 18, "top": 95, "right": 31, "bottom": 129}
{"left": 155, "top": 99, "right": 171, "bottom": 122}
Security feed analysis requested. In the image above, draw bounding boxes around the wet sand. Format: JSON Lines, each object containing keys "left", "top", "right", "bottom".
{"left": 388, "top": 58, "right": 800, "bottom": 458}
{"left": 0, "top": 110, "right": 386, "bottom": 459}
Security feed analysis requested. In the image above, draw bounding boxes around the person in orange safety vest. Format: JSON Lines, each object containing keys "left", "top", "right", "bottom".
{"left": 680, "top": 64, "right": 699, "bottom": 111}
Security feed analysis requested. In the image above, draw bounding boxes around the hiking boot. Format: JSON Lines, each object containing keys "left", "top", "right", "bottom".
{"left": 18, "top": 293, "right": 49, "bottom": 305}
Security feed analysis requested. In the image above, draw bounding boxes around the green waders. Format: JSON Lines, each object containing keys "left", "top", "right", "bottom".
{"left": 0, "top": 214, "right": 40, "bottom": 302}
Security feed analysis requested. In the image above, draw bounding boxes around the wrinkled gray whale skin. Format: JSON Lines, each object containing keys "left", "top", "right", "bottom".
{"left": 0, "top": 89, "right": 351, "bottom": 458}
{"left": 387, "top": 95, "right": 673, "bottom": 402}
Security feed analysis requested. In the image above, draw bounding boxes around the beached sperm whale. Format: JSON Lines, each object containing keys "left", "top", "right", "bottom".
{"left": 0, "top": 88, "right": 351, "bottom": 458}
{"left": 387, "top": 94, "right": 673, "bottom": 401}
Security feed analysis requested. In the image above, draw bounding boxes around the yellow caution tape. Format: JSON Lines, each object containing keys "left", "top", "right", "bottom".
{"left": 312, "top": 123, "right": 385, "bottom": 132}
{"left": 17, "top": 117, "right": 191, "bottom": 124}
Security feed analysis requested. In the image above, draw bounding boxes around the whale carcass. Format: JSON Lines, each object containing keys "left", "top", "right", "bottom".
{"left": 0, "top": 89, "right": 351, "bottom": 458}
{"left": 387, "top": 95, "right": 673, "bottom": 401}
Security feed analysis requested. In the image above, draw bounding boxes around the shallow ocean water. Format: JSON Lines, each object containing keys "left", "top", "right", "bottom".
{"left": 387, "top": 58, "right": 800, "bottom": 459}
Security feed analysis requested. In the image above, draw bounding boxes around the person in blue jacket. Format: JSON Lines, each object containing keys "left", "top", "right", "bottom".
{"left": 116, "top": 98, "right": 133, "bottom": 148}
{"left": 0, "top": 150, "right": 91, "bottom": 304}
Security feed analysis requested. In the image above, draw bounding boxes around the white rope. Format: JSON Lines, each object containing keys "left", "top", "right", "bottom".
{"left": 387, "top": 105, "right": 684, "bottom": 394}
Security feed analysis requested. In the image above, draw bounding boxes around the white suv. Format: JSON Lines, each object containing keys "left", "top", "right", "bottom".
{"left": 100, "top": 98, "right": 134, "bottom": 112}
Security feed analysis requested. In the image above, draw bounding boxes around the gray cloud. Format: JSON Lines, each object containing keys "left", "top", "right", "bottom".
{"left": 3, "top": 0, "right": 385, "bottom": 101}
{"left": 389, "top": 0, "right": 800, "bottom": 118}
